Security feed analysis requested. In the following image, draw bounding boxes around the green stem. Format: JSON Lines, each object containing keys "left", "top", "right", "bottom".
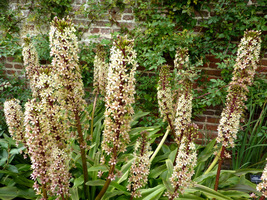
{"left": 204, "top": 146, "right": 222, "bottom": 175}
{"left": 150, "top": 129, "right": 170, "bottom": 163}
{"left": 91, "top": 93, "right": 98, "bottom": 140}
{"left": 75, "top": 112, "right": 89, "bottom": 199}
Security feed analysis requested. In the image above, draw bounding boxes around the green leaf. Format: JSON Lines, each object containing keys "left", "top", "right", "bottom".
{"left": 165, "top": 159, "right": 173, "bottom": 175}
{"left": 70, "top": 187, "right": 80, "bottom": 200}
{"left": 74, "top": 175, "right": 84, "bottom": 187}
{"left": 197, "top": 139, "right": 216, "bottom": 163}
{"left": 140, "top": 184, "right": 166, "bottom": 200}
{"left": 149, "top": 164, "right": 166, "bottom": 179}
{"left": 110, "top": 182, "right": 129, "bottom": 193}
{"left": 7, "top": 165, "right": 18, "bottom": 173}
{"left": 219, "top": 176, "right": 240, "bottom": 188}
{"left": 103, "top": 191, "right": 126, "bottom": 199}
{"left": 131, "top": 110, "right": 150, "bottom": 123}
{"left": 0, "top": 139, "right": 8, "bottom": 149}
{"left": 190, "top": 184, "right": 232, "bottom": 200}
{"left": 0, "top": 186, "right": 36, "bottom": 200}
{"left": 0, "top": 187, "right": 18, "bottom": 200}
{"left": 220, "top": 190, "right": 250, "bottom": 198}
{"left": 86, "top": 179, "right": 105, "bottom": 186}
{"left": 87, "top": 165, "right": 109, "bottom": 172}
{"left": 176, "top": 194, "right": 206, "bottom": 200}
{"left": 234, "top": 168, "right": 263, "bottom": 176}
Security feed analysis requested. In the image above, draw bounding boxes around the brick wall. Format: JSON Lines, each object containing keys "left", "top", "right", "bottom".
{"left": 1, "top": 1, "right": 267, "bottom": 139}
{"left": 1, "top": 56, "right": 24, "bottom": 77}
{"left": 71, "top": 1, "right": 135, "bottom": 43}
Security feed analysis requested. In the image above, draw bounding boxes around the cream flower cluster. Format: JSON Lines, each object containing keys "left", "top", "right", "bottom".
{"left": 257, "top": 160, "right": 267, "bottom": 197}
{"left": 157, "top": 65, "right": 174, "bottom": 123}
{"left": 7, "top": 17, "right": 85, "bottom": 199}
{"left": 216, "top": 30, "right": 261, "bottom": 151}
{"left": 4, "top": 99, "right": 25, "bottom": 146}
{"left": 50, "top": 16, "right": 87, "bottom": 117}
{"left": 49, "top": 147, "right": 70, "bottom": 198}
{"left": 22, "top": 39, "right": 41, "bottom": 97}
{"left": 22, "top": 38, "right": 39, "bottom": 79}
{"left": 232, "top": 30, "right": 261, "bottom": 88}
{"left": 93, "top": 44, "right": 108, "bottom": 96}
{"left": 174, "top": 47, "right": 190, "bottom": 70}
{"left": 174, "top": 47, "right": 193, "bottom": 142}
{"left": 167, "top": 123, "right": 198, "bottom": 199}
{"left": 102, "top": 35, "right": 137, "bottom": 166}
{"left": 127, "top": 131, "right": 151, "bottom": 198}
{"left": 24, "top": 99, "right": 50, "bottom": 191}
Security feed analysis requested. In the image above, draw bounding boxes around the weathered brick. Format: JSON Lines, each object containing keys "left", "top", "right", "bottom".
{"left": 257, "top": 66, "right": 267, "bottom": 73}
{"left": 7, "top": 57, "right": 15, "bottom": 62}
{"left": 206, "top": 55, "right": 221, "bottom": 63}
{"left": 207, "top": 117, "right": 220, "bottom": 124}
{"left": 123, "top": 8, "right": 133, "bottom": 14}
{"left": 260, "top": 59, "right": 267, "bottom": 66}
{"left": 194, "top": 116, "right": 206, "bottom": 122}
{"left": 119, "top": 22, "right": 135, "bottom": 29}
{"left": 14, "top": 64, "right": 23, "bottom": 69}
{"left": 5, "top": 63, "right": 13, "bottom": 68}
{"left": 0, "top": 56, "right": 5, "bottom": 62}
{"left": 194, "top": 122, "right": 204, "bottom": 130}
{"left": 101, "top": 28, "right": 110, "bottom": 34}
{"left": 6, "top": 70, "right": 16, "bottom": 74}
{"left": 90, "top": 28, "right": 100, "bottom": 34}
{"left": 203, "top": 110, "right": 215, "bottom": 115}
{"left": 122, "top": 14, "right": 134, "bottom": 21}
{"left": 215, "top": 110, "right": 222, "bottom": 115}
{"left": 204, "top": 69, "right": 221, "bottom": 76}
{"left": 94, "top": 21, "right": 110, "bottom": 27}
{"left": 206, "top": 124, "right": 218, "bottom": 131}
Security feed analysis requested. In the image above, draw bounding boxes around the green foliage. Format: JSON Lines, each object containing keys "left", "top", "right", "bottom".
{"left": 0, "top": 75, "right": 31, "bottom": 132}
{"left": 1, "top": 1, "right": 267, "bottom": 199}
{"left": 232, "top": 78, "right": 267, "bottom": 170}
{"left": 27, "top": 0, "right": 72, "bottom": 25}
{"left": 0, "top": 128, "right": 35, "bottom": 200}
{"left": 32, "top": 34, "right": 51, "bottom": 62}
